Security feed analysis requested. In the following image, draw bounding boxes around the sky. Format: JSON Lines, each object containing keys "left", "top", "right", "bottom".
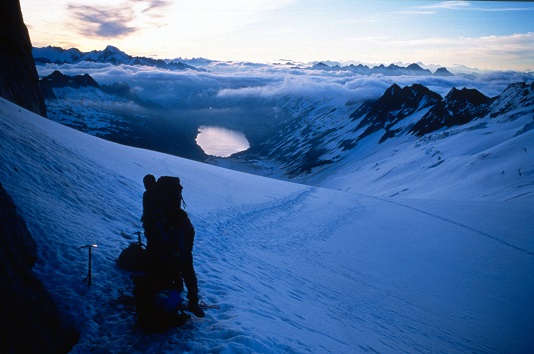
{"left": 20, "top": 0, "right": 534, "bottom": 71}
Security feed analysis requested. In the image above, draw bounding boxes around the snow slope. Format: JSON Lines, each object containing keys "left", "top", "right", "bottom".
{"left": 302, "top": 110, "right": 534, "bottom": 200}
{"left": 1, "top": 97, "right": 533, "bottom": 353}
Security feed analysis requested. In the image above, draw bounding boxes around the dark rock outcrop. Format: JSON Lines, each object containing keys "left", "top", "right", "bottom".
{"left": 40, "top": 70, "right": 100, "bottom": 99}
{"left": 350, "top": 83, "right": 442, "bottom": 142}
{"left": 41, "top": 70, "right": 99, "bottom": 89}
{"left": 434, "top": 67, "right": 454, "bottom": 77}
{"left": 0, "top": 182, "right": 79, "bottom": 353}
{"left": 410, "top": 87, "right": 490, "bottom": 136}
{"left": 40, "top": 70, "right": 155, "bottom": 107}
{"left": 0, "top": 0, "right": 47, "bottom": 116}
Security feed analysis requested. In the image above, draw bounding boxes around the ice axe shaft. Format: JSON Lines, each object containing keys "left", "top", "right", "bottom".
{"left": 131, "top": 231, "right": 142, "bottom": 246}
{"left": 79, "top": 244, "right": 97, "bottom": 286}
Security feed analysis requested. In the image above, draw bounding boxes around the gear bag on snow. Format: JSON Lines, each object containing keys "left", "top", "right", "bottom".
{"left": 117, "top": 232, "right": 147, "bottom": 272}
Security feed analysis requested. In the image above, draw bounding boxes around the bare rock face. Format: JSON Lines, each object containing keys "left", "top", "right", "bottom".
{"left": 0, "top": 183, "right": 80, "bottom": 353}
{"left": 0, "top": 0, "right": 47, "bottom": 116}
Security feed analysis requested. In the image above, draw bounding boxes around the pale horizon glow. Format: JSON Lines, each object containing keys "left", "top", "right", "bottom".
{"left": 20, "top": 0, "right": 534, "bottom": 71}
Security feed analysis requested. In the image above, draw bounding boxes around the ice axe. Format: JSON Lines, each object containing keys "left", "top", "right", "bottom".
{"left": 131, "top": 231, "right": 143, "bottom": 247}
{"left": 79, "top": 244, "right": 97, "bottom": 286}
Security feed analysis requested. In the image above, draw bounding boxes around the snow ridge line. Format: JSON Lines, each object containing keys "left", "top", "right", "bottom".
{"left": 373, "top": 196, "right": 534, "bottom": 256}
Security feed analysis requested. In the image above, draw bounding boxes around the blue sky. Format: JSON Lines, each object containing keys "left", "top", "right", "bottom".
{"left": 21, "top": 0, "right": 534, "bottom": 71}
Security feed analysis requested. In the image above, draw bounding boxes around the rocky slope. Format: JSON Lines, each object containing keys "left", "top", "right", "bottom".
{"left": 0, "top": 183, "right": 79, "bottom": 353}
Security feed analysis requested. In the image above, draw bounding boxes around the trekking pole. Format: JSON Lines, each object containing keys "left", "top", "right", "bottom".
{"left": 79, "top": 244, "right": 97, "bottom": 286}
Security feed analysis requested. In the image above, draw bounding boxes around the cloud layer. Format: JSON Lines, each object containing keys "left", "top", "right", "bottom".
{"left": 37, "top": 60, "right": 534, "bottom": 109}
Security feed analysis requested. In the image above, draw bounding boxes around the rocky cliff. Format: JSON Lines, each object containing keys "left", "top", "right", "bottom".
{"left": 0, "top": 0, "right": 47, "bottom": 116}
{"left": 0, "top": 183, "right": 79, "bottom": 353}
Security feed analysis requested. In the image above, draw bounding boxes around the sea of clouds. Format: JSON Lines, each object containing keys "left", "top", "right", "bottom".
{"left": 36, "top": 61, "right": 534, "bottom": 111}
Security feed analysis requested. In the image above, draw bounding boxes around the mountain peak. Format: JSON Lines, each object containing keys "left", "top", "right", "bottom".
{"left": 352, "top": 83, "right": 442, "bottom": 142}
{"left": 95, "top": 45, "right": 131, "bottom": 62}
{"left": 382, "top": 83, "right": 440, "bottom": 103}
{"left": 406, "top": 63, "right": 423, "bottom": 70}
{"left": 384, "top": 83, "right": 402, "bottom": 96}
{"left": 311, "top": 62, "right": 330, "bottom": 69}
{"left": 446, "top": 87, "right": 489, "bottom": 106}
{"left": 103, "top": 45, "right": 123, "bottom": 53}
{"left": 39, "top": 70, "right": 99, "bottom": 98}
{"left": 410, "top": 87, "right": 490, "bottom": 136}
{"left": 434, "top": 67, "right": 454, "bottom": 77}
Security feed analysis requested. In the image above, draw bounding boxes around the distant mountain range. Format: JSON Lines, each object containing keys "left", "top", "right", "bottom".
{"left": 311, "top": 62, "right": 454, "bottom": 76}
{"left": 33, "top": 45, "right": 202, "bottom": 71}
{"left": 33, "top": 45, "right": 454, "bottom": 76}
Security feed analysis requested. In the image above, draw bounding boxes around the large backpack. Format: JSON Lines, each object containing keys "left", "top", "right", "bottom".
{"left": 153, "top": 209, "right": 189, "bottom": 265}
{"left": 156, "top": 176, "right": 186, "bottom": 213}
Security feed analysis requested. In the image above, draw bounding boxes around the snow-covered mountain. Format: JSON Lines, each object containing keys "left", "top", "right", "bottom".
{"left": 33, "top": 45, "right": 201, "bottom": 71}
{"left": 310, "top": 61, "right": 448, "bottom": 76}
{"left": 233, "top": 81, "right": 534, "bottom": 200}
{"left": 1, "top": 89, "right": 534, "bottom": 352}
{"left": 33, "top": 45, "right": 458, "bottom": 77}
